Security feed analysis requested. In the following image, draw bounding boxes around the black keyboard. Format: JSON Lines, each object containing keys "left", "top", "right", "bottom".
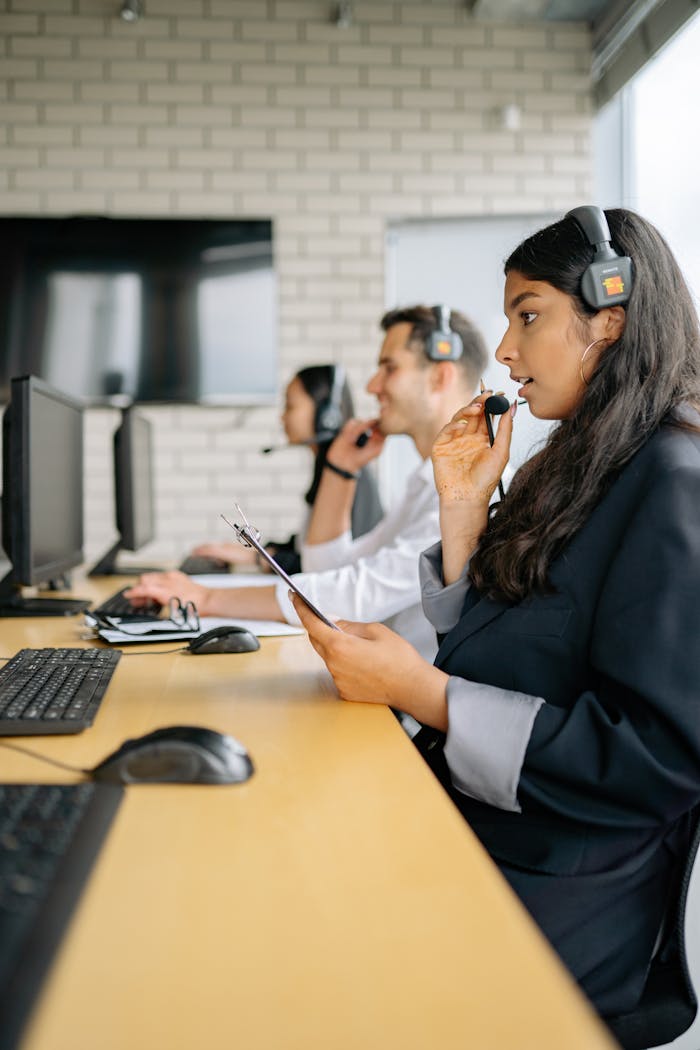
{"left": 0, "top": 782, "right": 123, "bottom": 1050}
{"left": 178, "top": 555, "right": 230, "bottom": 575}
{"left": 0, "top": 648, "right": 121, "bottom": 736}
{"left": 91, "top": 586, "right": 162, "bottom": 622}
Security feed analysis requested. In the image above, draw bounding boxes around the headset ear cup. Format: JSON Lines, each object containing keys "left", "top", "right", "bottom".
{"left": 315, "top": 400, "right": 343, "bottom": 434}
{"left": 427, "top": 330, "right": 463, "bottom": 361}
{"left": 580, "top": 255, "right": 633, "bottom": 309}
{"left": 567, "top": 206, "right": 633, "bottom": 308}
{"left": 314, "top": 364, "right": 346, "bottom": 435}
{"left": 428, "top": 305, "right": 463, "bottom": 361}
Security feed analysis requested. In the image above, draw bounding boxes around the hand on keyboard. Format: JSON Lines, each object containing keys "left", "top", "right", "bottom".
{"left": 91, "top": 587, "right": 162, "bottom": 622}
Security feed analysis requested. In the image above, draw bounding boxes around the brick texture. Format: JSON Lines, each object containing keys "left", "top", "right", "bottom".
{"left": 0, "top": 0, "right": 592, "bottom": 565}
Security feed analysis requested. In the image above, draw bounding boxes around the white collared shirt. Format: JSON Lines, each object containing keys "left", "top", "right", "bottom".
{"left": 274, "top": 458, "right": 440, "bottom": 661}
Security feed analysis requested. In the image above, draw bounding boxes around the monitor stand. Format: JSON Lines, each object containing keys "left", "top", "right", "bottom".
{"left": 87, "top": 540, "right": 160, "bottom": 578}
{"left": 0, "top": 570, "right": 91, "bottom": 617}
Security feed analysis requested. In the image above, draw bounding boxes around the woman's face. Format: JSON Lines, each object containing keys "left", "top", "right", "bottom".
{"left": 281, "top": 377, "right": 317, "bottom": 444}
{"left": 495, "top": 270, "right": 604, "bottom": 421}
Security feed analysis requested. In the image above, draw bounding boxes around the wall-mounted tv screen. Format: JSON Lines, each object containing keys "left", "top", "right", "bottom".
{"left": 0, "top": 216, "right": 278, "bottom": 406}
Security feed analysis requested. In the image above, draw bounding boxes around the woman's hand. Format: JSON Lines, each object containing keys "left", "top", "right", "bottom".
{"left": 125, "top": 571, "right": 212, "bottom": 614}
{"left": 290, "top": 593, "right": 449, "bottom": 729}
{"left": 432, "top": 393, "right": 515, "bottom": 584}
{"left": 432, "top": 393, "right": 513, "bottom": 507}
{"left": 190, "top": 541, "right": 255, "bottom": 566}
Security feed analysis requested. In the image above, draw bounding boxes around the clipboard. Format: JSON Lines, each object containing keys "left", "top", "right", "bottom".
{"left": 221, "top": 509, "right": 340, "bottom": 631}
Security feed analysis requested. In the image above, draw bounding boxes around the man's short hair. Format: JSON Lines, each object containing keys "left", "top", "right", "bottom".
{"left": 380, "top": 305, "right": 488, "bottom": 388}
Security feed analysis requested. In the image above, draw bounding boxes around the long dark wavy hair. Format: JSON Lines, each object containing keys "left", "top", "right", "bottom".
{"left": 469, "top": 208, "right": 700, "bottom": 603}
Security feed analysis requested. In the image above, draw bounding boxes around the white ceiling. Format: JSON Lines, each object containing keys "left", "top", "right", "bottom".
{"left": 458, "top": 0, "right": 697, "bottom": 104}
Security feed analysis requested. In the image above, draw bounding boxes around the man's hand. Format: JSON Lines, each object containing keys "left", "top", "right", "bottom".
{"left": 325, "top": 417, "right": 384, "bottom": 474}
{"left": 125, "top": 571, "right": 211, "bottom": 613}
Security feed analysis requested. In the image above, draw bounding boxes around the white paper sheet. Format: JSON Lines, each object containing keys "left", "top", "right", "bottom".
{"left": 188, "top": 572, "right": 273, "bottom": 588}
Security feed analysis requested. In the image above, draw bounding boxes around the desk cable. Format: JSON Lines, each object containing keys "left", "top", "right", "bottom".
{"left": 0, "top": 647, "right": 191, "bottom": 661}
{"left": 0, "top": 739, "right": 90, "bottom": 775}
{"left": 0, "top": 646, "right": 193, "bottom": 776}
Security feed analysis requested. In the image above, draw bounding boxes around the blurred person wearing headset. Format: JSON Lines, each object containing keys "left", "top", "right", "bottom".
{"left": 127, "top": 305, "right": 489, "bottom": 663}
{"left": 186, "top": 364, "right": 383, "bottom": 575}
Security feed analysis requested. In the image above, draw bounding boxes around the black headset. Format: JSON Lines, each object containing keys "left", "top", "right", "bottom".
{"left": 314, "top": 364, "right": 346, "bottom": 436}
{"left": 566, "top": 205, "right": 633, "bottom": 310}
{"left": 427, "top": 305, "right": 463, "bottom": 361}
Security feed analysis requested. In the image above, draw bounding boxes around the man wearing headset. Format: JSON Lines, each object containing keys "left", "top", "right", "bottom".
{"left": 126, "top": 305, "right": 488, "bottom": 663}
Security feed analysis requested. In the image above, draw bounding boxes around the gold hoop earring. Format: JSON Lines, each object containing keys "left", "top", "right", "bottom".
{"left": 579, "top": 338, "right": 607, "bottom": 386}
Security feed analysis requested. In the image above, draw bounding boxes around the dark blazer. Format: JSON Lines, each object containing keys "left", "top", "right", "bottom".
{"left": 423, "top": 413, "right": 700, "bottom": 1015}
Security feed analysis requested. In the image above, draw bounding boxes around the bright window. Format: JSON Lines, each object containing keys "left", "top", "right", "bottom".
{"left": 630, "top": 11, "right": 700, "bottom": 307}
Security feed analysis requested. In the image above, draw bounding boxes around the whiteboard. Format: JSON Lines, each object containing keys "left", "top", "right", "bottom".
{"left": 380, "top": 213, "right": 558, "bottom": 506}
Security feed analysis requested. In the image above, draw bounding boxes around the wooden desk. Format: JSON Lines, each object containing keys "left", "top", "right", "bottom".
{"left": 1, "top": 578, "right": 617, "bottom": 1050}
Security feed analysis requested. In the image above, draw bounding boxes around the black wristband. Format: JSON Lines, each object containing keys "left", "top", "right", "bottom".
{"left": 325, "top": 459, "right": 358, "bottom": 481}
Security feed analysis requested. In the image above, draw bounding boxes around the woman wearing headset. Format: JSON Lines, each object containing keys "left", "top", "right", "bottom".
{"left": 291, "top": 208, "right": 700, "bottom": 1020}
{"left": 188, "top": 364, "right": 383, "bottom": 574}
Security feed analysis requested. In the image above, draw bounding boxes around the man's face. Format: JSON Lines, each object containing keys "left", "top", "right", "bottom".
{"left": 365, "top": 322, "right": 434, "bottom": 437}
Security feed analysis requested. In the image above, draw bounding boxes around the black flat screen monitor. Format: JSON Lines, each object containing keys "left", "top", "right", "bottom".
{"left": 0, "top": 216, "right": 277, "bottom": 406}
{"left": 88, "top": 406, "right": 159, "bottom": 576}
{"left": 1, "top": 375, "right": 90, "bottom": 615}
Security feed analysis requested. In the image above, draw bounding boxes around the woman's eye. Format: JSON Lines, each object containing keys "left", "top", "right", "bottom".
{"left": 521, "top": 311, "right": 537, "bottom": 326}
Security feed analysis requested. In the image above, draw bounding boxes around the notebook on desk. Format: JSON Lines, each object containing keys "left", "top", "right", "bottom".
{"left": 87, "top": 615, "right": 303, "bottom": 645}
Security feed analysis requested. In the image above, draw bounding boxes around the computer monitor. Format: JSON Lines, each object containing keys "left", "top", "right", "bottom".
{"left": 88, "top": 406, "right": 158, "bottom": 576}
{"left": 0, "top": 374, "right": 90, "bottom": 616}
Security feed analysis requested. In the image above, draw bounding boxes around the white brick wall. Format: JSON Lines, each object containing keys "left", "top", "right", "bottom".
{"left": 0, "top": 0, "right": 593, "bottom": 567}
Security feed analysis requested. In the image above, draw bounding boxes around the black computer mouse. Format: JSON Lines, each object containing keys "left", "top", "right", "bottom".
{"left": 187, "top": 625, "right": 260, "bottom": 655}
{"left": 91, "top": 725, "right": 254, "bottom": 785}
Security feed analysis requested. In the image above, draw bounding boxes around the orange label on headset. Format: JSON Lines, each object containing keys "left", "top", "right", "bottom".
{"left": 434, "top": 339, "right": 453, "bottom": 356}
{"left": 603, "top": 275, "right": 624, "bottom": 296}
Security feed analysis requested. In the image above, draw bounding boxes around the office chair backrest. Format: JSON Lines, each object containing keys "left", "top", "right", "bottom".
{"left": 605, "top": 805, "right": 700, "bottom": 1050}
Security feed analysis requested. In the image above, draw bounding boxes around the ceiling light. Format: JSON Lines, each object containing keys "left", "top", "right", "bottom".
{"left": 334, "top": 2, "right": 353, "bottom": 28}
{"left": 120, "top": 0, "right": 143, "bottom": 23}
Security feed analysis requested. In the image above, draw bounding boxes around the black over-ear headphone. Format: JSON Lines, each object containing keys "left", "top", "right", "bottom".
{"left": 427, "top": 305, "right": 463, "bottom": 361}
{"left": 314, "top": 364, "right": 346, "bottom": 436}
{"left": 566, "top": 206, "right": 633, "bottom": 310}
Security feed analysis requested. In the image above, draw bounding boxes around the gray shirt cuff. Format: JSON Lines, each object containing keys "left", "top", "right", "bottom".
{"left": 419, "top": 541, "right": 471, "bottom": 635}
{"left": 444, "top": 677, "right": 545, "bottom": 813}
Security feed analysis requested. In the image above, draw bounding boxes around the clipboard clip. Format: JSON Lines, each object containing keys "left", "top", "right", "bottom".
{"left": 221, "top": 504, "right": 261, "bottom": 549}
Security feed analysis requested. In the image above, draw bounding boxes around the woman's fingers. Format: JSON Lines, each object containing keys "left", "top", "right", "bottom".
{"left": 290, "top": 592, "right": 337, "bottom": 643}
{"left": 436, "top": 392, "right": 513, "bottom": 447}
{"left": 447, "top": 401, "right": 484, "bottom": 428}
{"left": 491, "top": 399, "right": 514, "bottom": 462}
{"left": 334, "top": 618, "right": 382, "bottom": 640}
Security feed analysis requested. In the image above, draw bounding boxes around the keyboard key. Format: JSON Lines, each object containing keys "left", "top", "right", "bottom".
{"left": 0, "top": 783, "right": 123, "bottom": 1050}
{"left": 0, "top": 649, "right": 121, "bottom": 736}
